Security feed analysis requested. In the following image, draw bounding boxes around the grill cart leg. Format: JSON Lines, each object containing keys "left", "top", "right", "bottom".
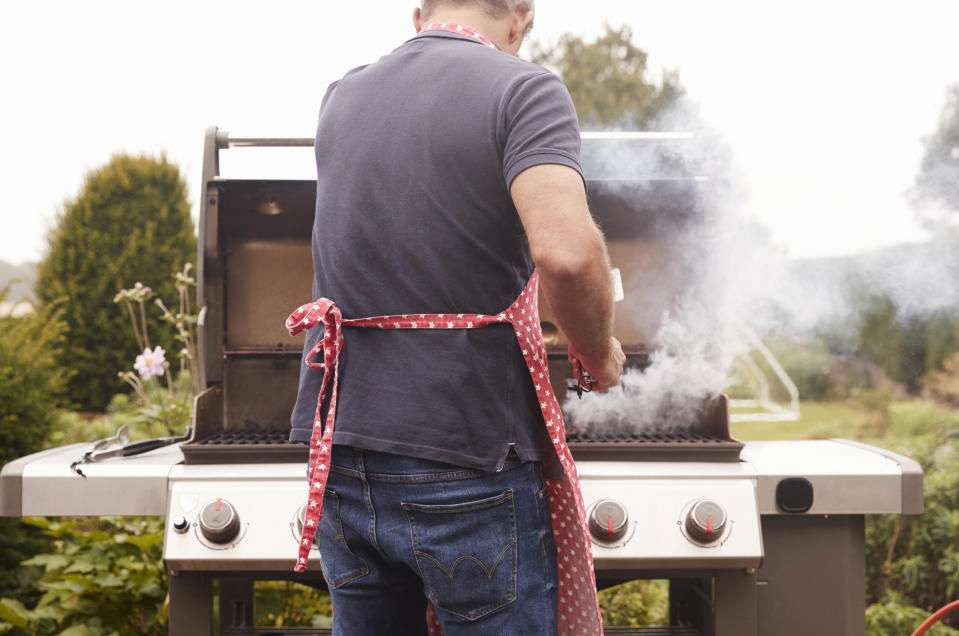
{"left": 756, "top": 515, "right": 866, "bottom": 636}
{"left": 219, "top": 576, "right": 255, "bottom": 630}
{"left": 669, "top": 577, "right": 709, "bottom": 631}
{"left": 713, "top": 569, "right": 758, "bottom": 636}
{"left": 169, "top": 571, "right": 213, "bottom": 636}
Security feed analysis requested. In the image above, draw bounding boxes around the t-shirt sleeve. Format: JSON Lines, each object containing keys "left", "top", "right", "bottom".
{"left": 502, "top": 71, "right": 584, "bottom": 188}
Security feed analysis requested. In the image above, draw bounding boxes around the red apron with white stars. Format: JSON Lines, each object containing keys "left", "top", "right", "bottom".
{"left": 286, "top": 271, "right": 603, "bottom": 635}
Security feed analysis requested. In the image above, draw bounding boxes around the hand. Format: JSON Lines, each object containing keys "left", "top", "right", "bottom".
{"left": 569, "top": 337, "right": 626, "bottom": 391}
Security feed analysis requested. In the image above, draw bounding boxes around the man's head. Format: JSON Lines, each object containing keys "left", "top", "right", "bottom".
{"left": 420, "top": 0, "right": 534, "bottom": 22}
{"left": 414, "top": 0, "right": 535, "bottom": 55}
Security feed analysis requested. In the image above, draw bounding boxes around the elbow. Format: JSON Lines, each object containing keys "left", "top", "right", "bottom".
{"left": 532, "top": 232, "right": 607, "bottom": 284}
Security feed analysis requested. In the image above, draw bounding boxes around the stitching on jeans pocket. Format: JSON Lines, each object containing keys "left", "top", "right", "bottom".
{"left": 402, "top": 490, "right": 517, "bottom": 621}
{"left": 318, "top": 489, "right": 369, "bottom": 589}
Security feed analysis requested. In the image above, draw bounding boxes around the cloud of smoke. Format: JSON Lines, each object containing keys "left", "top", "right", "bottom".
{"left": 562, "top": 96, "right": 959, "bottom": 434}
{"left": 564, "top": 106, "right": 751, "bottom": 432}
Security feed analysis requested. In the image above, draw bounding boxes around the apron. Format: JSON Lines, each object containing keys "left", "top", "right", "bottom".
{"left": 286, "top": 271, "right": 603, "bottom": 635}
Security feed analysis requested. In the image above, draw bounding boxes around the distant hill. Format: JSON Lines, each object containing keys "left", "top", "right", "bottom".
{"left": 0, "top": 260, "right": 37, "bottom": 301}
{"left": 792, "top": 239, "right": 959, "bottom": 318}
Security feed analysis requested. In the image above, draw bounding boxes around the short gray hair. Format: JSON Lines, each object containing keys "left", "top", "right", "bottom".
{"left": 421, "top": 0, "right": 534, "bottom": 21}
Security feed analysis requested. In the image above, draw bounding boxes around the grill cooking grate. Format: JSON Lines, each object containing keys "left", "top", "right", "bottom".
{"left": 195, "top": 427, "right": 292, "bottom": 445}
{"left": 183, "top": 427, "right": 307, "bottom": 464}
{"left": 566, "top": 429, "right": 729, "bottom": 444}
{"left": 182, "top": 425, "right": 742, "bottom": 464}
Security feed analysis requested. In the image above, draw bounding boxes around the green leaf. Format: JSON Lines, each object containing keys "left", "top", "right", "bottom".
{"left": 94, "top": 573, "right": 125, "bottom": 588}
{"left": 64, "top": 559, "right": 97, "bottom": 574}
{"left": 23, "top": 554, "right": 69, "bottom": 570}
{"left": 124, "top": 534, "right": 163, "bottom": 551}
{"left": 0, "top": 598, "right": 29, "bottom": 629}
{"left": 59, "top": 625, "right": 99, "bottom": 636}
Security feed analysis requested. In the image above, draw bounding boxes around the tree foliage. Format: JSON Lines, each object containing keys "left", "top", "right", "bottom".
{"left": 914, "top": 83, "right": 959, "bottom": 215}
{"left": 924, "top": 350, "right": 959, "bottom": 407}
{"left": 35, "top": 155, "right": 195, "bottom": 410}
{"left": 528, "top": 24, "right": 684, "bottom": 130}
{"left": 0, "top": 295, "right": 67, "bottom": 608}
{"left": 0, "top": 296, "right": 68, "bottom": 466}
{"left": 854, "top": 293, "right": 959, "bottom": 394}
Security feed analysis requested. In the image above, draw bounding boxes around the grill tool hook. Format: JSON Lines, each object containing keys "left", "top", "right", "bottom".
{"left": 71, "top": 427, "right": 192, "bottom": 478}
{"left": 568, "top": 373, "right": 595, "bottom": 399}
{"left": 71, "top": 425, "right": 130, "bottom": 477}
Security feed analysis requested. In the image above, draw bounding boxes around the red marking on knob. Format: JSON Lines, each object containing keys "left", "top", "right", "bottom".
{"left": 607, "top": 517, "right": 613, "bottom": 539}
{"left": 215, "top": 498, "right": 222, "bottom": 512}
{"left": 706, "top": 516, "right": 713, "bottom": 537}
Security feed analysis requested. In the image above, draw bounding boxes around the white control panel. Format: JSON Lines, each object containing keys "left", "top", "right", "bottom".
{"left": 163, "top": 479, "right": 317, "bottom": 572}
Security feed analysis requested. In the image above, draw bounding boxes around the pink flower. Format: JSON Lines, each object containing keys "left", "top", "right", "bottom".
{"left": 134, "top": 346, "right": 166, "bottom": 379}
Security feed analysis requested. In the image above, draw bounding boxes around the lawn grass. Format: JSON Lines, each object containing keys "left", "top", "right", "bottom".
{"left": 731, "top": 397, "right": 959, "bottom": 444}
{"left": 731, "top": 400, "right": 868, "bottom": 441}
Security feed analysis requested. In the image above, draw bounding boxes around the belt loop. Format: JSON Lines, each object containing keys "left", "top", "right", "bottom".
{"left": 356, "top": 449, "right": 368, "bottom": 483}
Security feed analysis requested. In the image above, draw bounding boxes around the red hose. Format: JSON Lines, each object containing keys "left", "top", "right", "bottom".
{"left": 910, "top": 600, "right": 959, "bottom": 636}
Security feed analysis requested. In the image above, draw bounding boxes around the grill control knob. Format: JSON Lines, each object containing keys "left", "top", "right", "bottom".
{"left": 685, "top": 500, "right": 726, "bottom": 543}
{"left": 198, "top": 498, "right": 240, "bottom": 544}
{"left": 172, "top": 515, "right": 190, "bottom": 534}
{"left": 588, "top": 499, "right": 629, "bottom": 542}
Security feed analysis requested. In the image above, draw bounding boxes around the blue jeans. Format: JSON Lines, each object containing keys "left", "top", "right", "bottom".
{"left": 317, "top": 446, "right": 558, "bottom": 635}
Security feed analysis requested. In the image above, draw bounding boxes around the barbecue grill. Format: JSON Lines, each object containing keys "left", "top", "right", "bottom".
{"left": 0, "top": 129, "right": 924, "bottom": 636}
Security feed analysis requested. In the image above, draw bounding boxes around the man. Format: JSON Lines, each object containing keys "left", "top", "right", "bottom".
{"left": 289, "top": 1, "right": 625, "bottom": 633}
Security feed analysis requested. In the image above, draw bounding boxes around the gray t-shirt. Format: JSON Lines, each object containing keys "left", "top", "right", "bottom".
{"left": 290, "top": 30, "right": 583, "bottom": 472}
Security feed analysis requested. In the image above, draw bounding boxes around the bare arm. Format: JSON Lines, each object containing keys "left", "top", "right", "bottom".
{"left": 511, "top": 164, "right": 625, "bottom": 389}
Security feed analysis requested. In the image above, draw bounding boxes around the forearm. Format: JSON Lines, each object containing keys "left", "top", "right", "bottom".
{"left": 537, "top": 229, "right": 615, "bottom": 365}
{"left": 511, "top": 163, "right": 623, "bottom": 386}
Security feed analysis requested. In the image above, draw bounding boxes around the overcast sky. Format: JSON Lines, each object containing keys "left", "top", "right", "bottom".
{"left": 1, "top": 0, "right": 957, "bottom": 265}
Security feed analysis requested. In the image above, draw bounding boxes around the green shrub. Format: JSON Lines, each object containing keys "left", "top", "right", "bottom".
{"left": 866, "top": 595, "right": 959, "bottom": 636}
{"left": 253, "top": 581, "right": 332, "bottom": 628}
{"left": 36, "top": 154, "right": 195, "bottom": 411}
{"left": 0, "top": 295, "right": 69, "bottom": 466}
{"left": 765, "top": 338, "right": 839, "bottom": 400}
{"left": 0, "top": 517, "right": 167, "bottom": 635}
{"left": 866, "top": 409, "right": 959, "bottom": 629}
{"left": 0, "top": 295, "right": 69, "bottom": 606}
{"left": 598, "top": 580, "right": 668, "bottom": 627}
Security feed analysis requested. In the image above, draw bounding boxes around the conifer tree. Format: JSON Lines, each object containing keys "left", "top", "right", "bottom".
{"left": 36, "top": 155, "right": 195, "bottom": 410}
{"left": 528, "top": 24, "right": 684, "bottom": 130}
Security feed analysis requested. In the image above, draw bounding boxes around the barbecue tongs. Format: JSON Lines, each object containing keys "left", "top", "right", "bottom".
{"left": 70, "top": 425, "right": 192, "bottom": 478}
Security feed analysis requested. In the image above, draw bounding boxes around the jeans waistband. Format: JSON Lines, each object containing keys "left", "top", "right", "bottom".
{"left": 328, "top": 446, "right": 526, "bottom": 483}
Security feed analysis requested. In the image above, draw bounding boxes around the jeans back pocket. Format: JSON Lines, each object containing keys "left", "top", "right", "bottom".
{"left": 318, "top": 489, "right": 369, "bottom": 589}
{"left": 402, "top": 490, "right": 517, "bottom": 621}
